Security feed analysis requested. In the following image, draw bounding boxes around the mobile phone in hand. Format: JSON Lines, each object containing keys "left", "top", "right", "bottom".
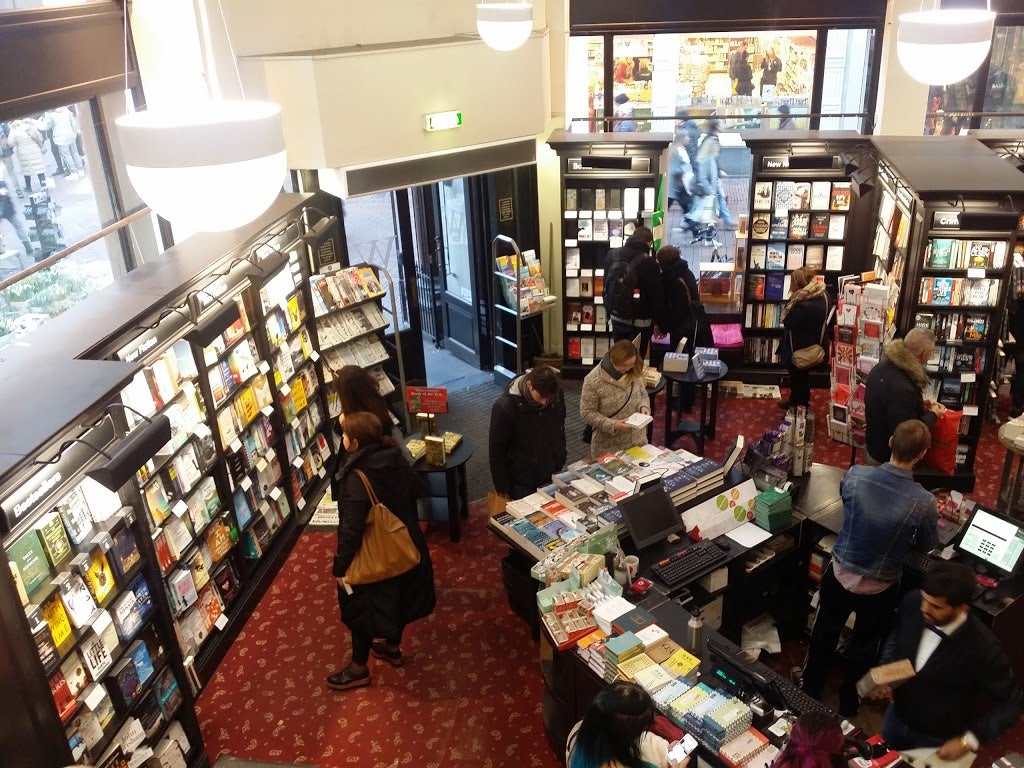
{"left": 668, "top": 734, "right": 698, "bottom": 763}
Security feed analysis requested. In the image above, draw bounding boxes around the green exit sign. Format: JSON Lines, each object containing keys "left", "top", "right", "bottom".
{"left": 424, "top": 111, "right": 463, "bottom": 132}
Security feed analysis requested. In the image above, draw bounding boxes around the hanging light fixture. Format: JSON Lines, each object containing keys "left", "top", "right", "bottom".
{"left": 897, "top": 2, "right": 996, "bottom": 86}
{"left": 115, "top": 1, "right": 287, "bottom": 233}
{"left": 476, "top": 2, "right": 533, "bottom": 51}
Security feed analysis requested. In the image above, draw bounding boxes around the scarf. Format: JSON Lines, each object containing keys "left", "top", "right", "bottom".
{"left": 782, "top": 279, "right": 826, "bottom": 320}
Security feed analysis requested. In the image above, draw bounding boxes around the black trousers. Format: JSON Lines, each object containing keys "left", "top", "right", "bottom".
{"left": 801, "top": 564, "right": 900, "bottom": 706}
{"left": 351, "top": 627, "right": 403, "bottom": 665}
{"left": 788, "top": 366, "right": 811, "bottom": 407}
{"left": 611, "top": 319, "right": 653, "bottom": 360}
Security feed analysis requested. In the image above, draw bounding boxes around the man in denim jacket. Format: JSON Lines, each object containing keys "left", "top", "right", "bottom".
{"left": 800, "top": 420, "right": 938, "bottom": 716}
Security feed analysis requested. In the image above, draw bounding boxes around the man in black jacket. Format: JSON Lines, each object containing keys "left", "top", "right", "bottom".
{"left": 604, "top": 225, "right": 664, "bottom": 359}
{"left": 872, "top": 561, "right": 1022, "bottom": 757}
{"left": 864, "top": 328, "right": 945, "bottom": 463}
{"left": 489, "top": 365, "right": 567, "bottom": 499}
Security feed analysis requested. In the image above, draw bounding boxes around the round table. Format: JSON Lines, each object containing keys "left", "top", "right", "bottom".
{"left": 660, "top": 361, "right": 729, "bottom": 455}
{"left": 997, "top": 420, "right": 1024, "bottom": 516}
{"left": 408, "top": 433, "right": 475, "bottom": 542}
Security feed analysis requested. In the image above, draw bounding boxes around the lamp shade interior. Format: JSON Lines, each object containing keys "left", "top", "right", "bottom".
{"left": 897, "top": 9, "right": 995, "bottom": 86}
{"left": 476, "top": 2, "right": 533, "bottom": 51}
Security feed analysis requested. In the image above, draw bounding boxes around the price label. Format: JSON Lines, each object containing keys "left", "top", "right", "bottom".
{"left": 564, "top": 210, "right": 577, "bottom": 219}
{"left": 317, "top": 467, "right": 326, "bottom": 479}
{"left": 259, "top": 502, "right": 270, "bottom": 515}
{"left": 595, "top": 296, "right": 603, "bottom": 305}
{"left": 292, "top": 456, "right": 304, "bottom": 469}
{"left": 269, "top": 487, "right": 283, "bottom": 500}
{"left": 92, "top": 609, "right": 113, "bottom": 633}
{"left": 230, "top": 439, "right": 242, "bottom": 453}
{"left": 297, "top": 498, "right": 306, "bottom": 510}
{"left": 266, "top": 448, "right": 277, "bottom": 462}
{"left": 961, "top": 372, "right": 976, "bottom": 383}
{"left": 963, "top": 405, "right": 980, "bottom": 416}
{"left": 261, "top": 405, "right": 274, "bottom": 417}
{"left": 194, "top": 423, "right": 212, "bottom": 439}
{"left": 258, "top": 360, "right": 270, "bottom": 374}
{"left": 291, "top": 418, "right": 300, "bottom": 431}
{"left": 580, "top": 324, "right": 593, "bottom": 332}
{"left": 582, "top": 357, "right": 594, "bottom": 365}
{"left": 240, "top": 477, "right": 252, "bottom": 491}
{"left": 183, "top": 380, "right": 196, "bottom": 398}
{"left": 214, "top": 614, "right": 229, "bottom": 630}
{"left": 84, "top": 684, "right": 108, "bottom": 710}
{"left": 256, "top": 458, "right": 268, "bottom": 472}
{"left": 172, "top": 500, "right": 189, "bottom": 517}
{"left": 280, "top": 384, "right": 291, "bottom": 396}
{"left": 967, "top": 267, "right": 986, "bottom": 279}
{"left": 310, "top": 351, "right": 320, "bottom": 362}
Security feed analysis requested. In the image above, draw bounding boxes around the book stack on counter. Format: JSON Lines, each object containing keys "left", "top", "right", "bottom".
{"left": 592, "top": 596, "right": 636, "bottom": 635}
{"left": 719, "top": 728, "right": 773, "bottom": 768}
{"left": 753, "top": 488, "right": 792, "bottom": 532}
{"left": 602, "top": 631, "right": 645, "bottom": 683}
{"left": 667, "top": 683, "right": 712, "bottom": 729}
{"left": 706, "top": 699, "right": 753, "bottom": 751}
{"left": 683, "top": 689, "right": 732, "bottom": 746}
{"left": 662, "top": 457, "right": 727, "bottom": 506}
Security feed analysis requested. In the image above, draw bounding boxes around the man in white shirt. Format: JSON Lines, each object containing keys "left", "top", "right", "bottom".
{"left": 870, "top": 561, "right": 1022, "bottom": 758}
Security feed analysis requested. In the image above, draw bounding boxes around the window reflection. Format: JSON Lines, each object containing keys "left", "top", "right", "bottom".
{"left": 981, "top": 26, "right": 1024, "bottom": 129}
{"left": 341, "top": 192, "right": 410, "bottom": 331}
{"left": 567, "top": 36, "right": 604, "bottom": 133}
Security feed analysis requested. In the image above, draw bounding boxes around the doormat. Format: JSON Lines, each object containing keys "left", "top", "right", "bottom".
{"left": 214, "top": 757, "right": 319, "bottom": 768}
{"left": 721, "top": 381, "right": 782, "bottom": 400}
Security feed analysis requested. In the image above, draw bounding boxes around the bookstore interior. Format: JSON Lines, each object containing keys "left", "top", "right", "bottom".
{"left": 11, "top": 2, "right": 1024, "bottom": 768}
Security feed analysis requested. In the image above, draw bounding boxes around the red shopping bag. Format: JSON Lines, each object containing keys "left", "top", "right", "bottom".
{"left": 922, "top": 409, "right": 961, "bottom": 475}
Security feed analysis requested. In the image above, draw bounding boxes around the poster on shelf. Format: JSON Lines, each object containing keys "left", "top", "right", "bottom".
{"left": 406, "top": 387, "right": 449, "bottom": 414}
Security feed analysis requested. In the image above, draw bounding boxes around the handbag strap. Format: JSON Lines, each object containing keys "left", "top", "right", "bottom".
{"left": 609, "top": 382, "right": 635, "bottom": 419}
{"left": 353, "top": 469, "right": 380, "bottom": 507}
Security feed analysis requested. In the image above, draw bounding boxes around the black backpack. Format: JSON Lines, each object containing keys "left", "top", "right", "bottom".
{"left": 604, "top": 249, "right": 646, "bottom": 320}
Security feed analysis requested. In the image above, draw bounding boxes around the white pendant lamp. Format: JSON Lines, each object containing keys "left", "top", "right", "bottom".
{"left": 115, "top": 101, "right": 286, "bottom": 233}
{"left": 897, "top": 3, "right": 996, "bottom": 86}
{"left": 476, "top": 2, "right": 533, "bottom": 51}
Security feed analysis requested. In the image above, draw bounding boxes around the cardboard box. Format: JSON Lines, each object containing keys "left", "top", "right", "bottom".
{"left": 856, "top": 658, "right": 915, "bottom": 698}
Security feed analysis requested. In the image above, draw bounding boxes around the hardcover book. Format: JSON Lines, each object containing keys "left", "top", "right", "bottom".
{"left": 109, "top": 525, "right": 141, "bottom": 579}
{"left": 749, "top": 244, "right": 767, "bottom": 269}
{"left": 830, "top": 182, "right": 852, "bottom": 211}
{"left": 810, "top": 213, "right": 829, "bottom": 239}
{"left": 788, "top": 212, "right": 810, "bottom": 239}
{"left": 127, "top": 639, "right": 156, "bottom": 686}
{"left": 49, "top": 669, "right": 77, "bottom": 722}
{"left": 927, "top": 239, "right": 953, "bottom": 268}
{"left": 752, "top": 181, "right": 773, "bottom": 211}
{"left": 80, "top": 628, "right": 113, "bottom": 679}
{"left": 8, "top": 530, "right": 52, "bottom": 595}
{"left": 750, "top": 212, "right": 771, "bottom": 240}
{"left": 155, "top": 667, "right": 183, "bottom": 720}
{"left": 108, "top": 655, "right": 142, "bottom": 708}
{"left": 36, "top": 511, "right": 73, "bottom": 569}
{"left": 57, "top": 487, "right": 94, "bottom": 546}
{"left": 60, "top": 573, "right": 99, "bottom": 628}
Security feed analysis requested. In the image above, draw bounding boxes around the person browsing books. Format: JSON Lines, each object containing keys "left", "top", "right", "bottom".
{"left": 328, "top": 412, "right": 435, "bottom": 691}
{"left": 580, "top": 339, "right": 650, "bottom": 457}
{"left": 488, "top": 365, "right": 567, "bottom": 500}
{"left": 869, "top": 561, "right": 1022, "bottom": 757}
{"left": 566, "top": 681, "right": 691, "bottom": 768}
{"left": 864, "top": 328, "right": 945, "bottom": 464}
{"left": 780, "top": 267, "right": 831, "bottom": 410}
{"left": 603, "top": 225, "right": 663, "bottom": 359}
{"left": 799, "top": 420, "right": 938, "bottom": 717}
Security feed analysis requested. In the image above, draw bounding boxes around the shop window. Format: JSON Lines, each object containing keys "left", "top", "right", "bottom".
{"left": 923, "top": 73, "right": 980, "bottom": 135}
{"left": 820, "top": 29, "right": 875, "bottom": 132}
{"left": 567, "top": 35, "right": 604, "bottom": 133}
{"left": 981, "top": 26, "right": 1024, "bottom": 130}
{"left": 341, "top": 191, "right": 411, "bottom": 331}
{"left": 611, "top": 35, "right": 654, "bottom": 132}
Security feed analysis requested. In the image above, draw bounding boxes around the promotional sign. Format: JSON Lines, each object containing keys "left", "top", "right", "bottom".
{"left": 406, "top": 386, "right": 449, "bottom": 414}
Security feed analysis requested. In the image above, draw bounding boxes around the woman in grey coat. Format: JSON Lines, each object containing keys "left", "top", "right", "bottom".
{"left": 8, "top": 120, "right": 47, "bottom": 192}
{"left": 580, "top": 339, "right": 650, "bottom": 457}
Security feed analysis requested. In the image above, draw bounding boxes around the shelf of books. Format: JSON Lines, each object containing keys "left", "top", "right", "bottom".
{"left": 546, "top": 131, "right": 670, "bottom": 376}
{"left": 1, "top": 414, "right": 206, "bottom": 768}
{"left": 741, "top": 137, "right": 867, "bottom": 367}
{"left": 308, "top": 262, "right": 397, "bottom": 451}
{"left": 492, "top": 238, "right": 556, "bottom": 378}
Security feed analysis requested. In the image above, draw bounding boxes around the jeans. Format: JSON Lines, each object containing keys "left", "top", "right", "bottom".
{"left": 57, "top": 142, "right": 83, "bottom": 175}
{"left": 789, "top": 366, "right": 811, "bottom": 407}
{"left": 1, "top": 213, "right": 33, "bottom": 253}
{"left": 611, "top": 318, "right": 653, "bottom": 360}
{"left": 351, "top": 628, "right": 403, "bottom": 666}
{"left": 716, "top": 181, "right": 735, "bottom": 225}
{"left": 1, "top": 156, "right": 21, "bottom": 192}
{"left": 801, "top": 564, "right": 901, "bottom": 709}
{"left": 882, "top": 704, "right": 944, "bottom": 750}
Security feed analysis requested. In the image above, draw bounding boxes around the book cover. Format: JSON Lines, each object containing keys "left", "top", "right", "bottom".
{"left": 612, "top": 606, "right": 657, "bottom": 635}
{"left": 793, "top": 182, "right": 812, "bottom": 210}
{"left": 810, "top": 212, "right": 829, "bottom": 239}
{"left": 969, "top": 240, "right": 995, "bottom": 268}
{"left": 750, "top": 212, "right": 771, "bottom": 240}
{"left": 212, "top": 562, "right": 241, "bottom": 607}
{"left": 135, "top": 689, "right": 165, "bottom": 738}
{"left": 765, "top": 274, "right": 786, "bottom": 301}
{"left": 79, "top": 629, "right": 113, "bottom": 679}
{"left": 152, "top": 529, "right": 176, "bottom": 574}
{"left": 749, "top": 244, "right": 766, "bottom": 269}
{"left": 60, "top": 573, "right": 99, "bottom": 628}
{"left": 60, "top": 649, "right": 89, "bottom": 697}
{"left": 9, "top": 529, "right": 52, "bottom": 594}
{"left": 36, "top": 511, "right": 73, "bottom": 569}
{"left": 49, "top": 669, "right": 77, "bottom": 722}
{"left": 111, "top": 589, "right": 142, "bottom": 641}
{"left": 827, "top": 214, "right": 847, "bottom": 240}
{"left": 786, "top": 244, "right": 805, "bottom": 270}
{"left": 931, "top": 277, "right": 954, "bottom": 305}
{"left": 127, "top": 639, "right": 156, "bottom": 686}
{"left": 966, "top": 279, "right": 994, "bottom": 306}
{"left": 830, "top": 182, "right": 852, "bottom": 211}
{"left": 109, "top": 655, "right": 141, "bottom": 707}
{"left": 747, "top": 275, "right": 766, "bottom": 300}
{"left": 766, "top": 244, "right": 786, "bottom": 270}
{"left": 773, "top": 181, "right": 796, "bottom": 214}
{"left": 769, "top": 215, "right": 789, "bottom": 240}
{"left": 805, "top": 245, "right": 824, "bottom": 270}
{"left": 84, "top": 548, "right": 116, "bottom": 605}
{"left": 810, "top": 181, "right": 832, "bottom": 210}
{"left": 57, "top": 487, "right": 94, "bottom": 546}
{"left": 914, "top": 312, "right": 935, "bottom": 330}
{"left": 752, "top": 181, "right": 773, "bottom": 211}
{"left": 927, "top": 239, "right": 953, "bottom": 268}
{"left": 825, "top": 245, "right": 844, "bottom": 271}
{"left": 964, "top": 314, "right": 988, "bottom": 341}
{"left": 788, "top": 212, "right": 810, "bottom": 239}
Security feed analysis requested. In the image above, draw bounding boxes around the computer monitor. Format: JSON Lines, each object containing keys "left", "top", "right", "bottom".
{"left": 955, "top": 505, "right": 1024, "bottom": 578}
{"left": 618, "top": 482, "right": 683, "bottom": 550}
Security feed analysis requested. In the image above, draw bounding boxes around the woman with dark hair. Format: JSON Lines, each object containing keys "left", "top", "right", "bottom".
{"left": 771, "top": 713, "right": 846, "bottom": 768}
{"left": 328, "top": 411, "right": 435, "bottom": 691}
{"left": 566, "top": 681, "right": 688, "bottom": 768}
{"left": 780, "top": 266, "right": 831, "bottom": 410}
{"left": 332, "top": 365, "right": 396, "bottom": 440}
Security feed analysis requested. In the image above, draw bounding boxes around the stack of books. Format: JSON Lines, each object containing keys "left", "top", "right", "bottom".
{"left": 753, "top": 488, "right": 792, "bottom": 532}
{"left": 667, "top": 682, "right": 712, "bottom": 729}
{"left": 632, "top": 659, "right": 676, "bottom": 694}
{"left": 441, "top": 431, "right": 463, "bottom": 452}
{"left": 592, "top": 596, "right": 636, "bottom": 634}
{"left": 662, "top": 647, "right": 701, "bottom": 681}
{"left": 663, "top": 457, "right": 726, "bottom": 506}
{"left": 706, "top": 699, "right": 753, "bottom": 750}
{"left": 575, "top": 629, "right": 608, "bottom": 677}
{"left": 683, "top": 689, "right": 730, "bottom": 743}
{"left": 719, "top": 727, "right": 771, "bottom": 768}
{"left": 652, "top": 678, "right": 693, "bottom": 713}
{"left": 601, "top": 631, "right": 644, "bottom": 682}
{"left": 616, "top": 652, "right": 658, "bottom": 686}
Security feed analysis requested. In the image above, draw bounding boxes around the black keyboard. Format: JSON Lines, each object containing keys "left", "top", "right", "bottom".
{"left": 768, "top": 676, "right": 836, "bottom": 718}
{"left": 651, "top": 539, "right": 728, "bottom": 587}
{"left": 904, "top": 551, "right": 939, "bottom": 574}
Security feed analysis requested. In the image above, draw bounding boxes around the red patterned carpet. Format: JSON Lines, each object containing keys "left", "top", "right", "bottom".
{"left": 197, "top": 389, "right": 1011, "bottom": 767}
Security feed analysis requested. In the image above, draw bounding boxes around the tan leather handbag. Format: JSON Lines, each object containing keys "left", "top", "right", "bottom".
{"left": 344, "top": 469, "right": 421, "bottom": 585}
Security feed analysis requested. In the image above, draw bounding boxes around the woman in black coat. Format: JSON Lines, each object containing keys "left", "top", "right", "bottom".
{"left": 656, "top": 245, "right": 699, "bottom": 354}
{"left": 781, "top": 267, "right": 831, "bottom": 409}
{"left": 328, "top": 411, "right": 435, "bottom": 691}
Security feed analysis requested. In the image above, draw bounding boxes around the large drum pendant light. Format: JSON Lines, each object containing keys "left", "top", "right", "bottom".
{"left": 476, "top": 2, "right": 533, "bottom": 51}
{"left": 897, "top": 3, "right": 996, "bottom": 86}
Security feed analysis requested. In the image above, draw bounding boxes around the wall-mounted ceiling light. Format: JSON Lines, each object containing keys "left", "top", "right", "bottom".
{"left": 897, "top": 3, "right": 996, "bottom": 86}
{"left": 476, "top": 2, "right": 533, "bottom": 52}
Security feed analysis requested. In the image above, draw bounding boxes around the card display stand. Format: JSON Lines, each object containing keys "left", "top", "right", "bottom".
{"left": 491, "top": 235, "right": 556, "bottom": 379}
{"left": 546, "top": 131, "right": 671, "bottom": 377}
{"left": 740, "top": 132, "right": 873, "bottom": 369}
{"left": 867, "top": 137, "right": 1024, "bottom": 489}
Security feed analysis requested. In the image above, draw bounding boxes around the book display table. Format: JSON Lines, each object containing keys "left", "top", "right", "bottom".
{"left": 410, "top": 433, "right": 474, "bottom": 543}
{"left": 662, "top": 362, "right": 729, "bottom": 455}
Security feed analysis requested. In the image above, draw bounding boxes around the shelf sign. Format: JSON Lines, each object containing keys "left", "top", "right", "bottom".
{"left": 406, "top": 386, "right": 449, "bottom": 414}
{"left": 763, "top": 156, "right": 790, "bottom": 170}
{"left": 933, "top": 211, "right": 962, "bottom": 229}
{"left": 423, "top": 110, "right": 463, "bottom": 132}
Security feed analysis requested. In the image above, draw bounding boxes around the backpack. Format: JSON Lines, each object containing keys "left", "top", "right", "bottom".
{"left": 604, "top": 249, "right": 646, "bottom": 320}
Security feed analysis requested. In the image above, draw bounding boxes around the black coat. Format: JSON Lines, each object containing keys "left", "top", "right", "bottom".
{"left": 333, "top": 444, "right": 435, "bottom": 638}
{"left": 659, "top": 258, "right": 699, "bottom": 343}
{"left": 864, "top": 341, "right": 937, "bottom": 463}
{"left": 886, "top": 591, "right": 1022, "bottom": 743}
{"left": 604, "top": 238, "right": 665, "bottom": 326}
{"left": 782, "top": 292, "right": 829, "bottom": 351}
{"left": 489, "top": 375, "right": 567, "bottom": 499}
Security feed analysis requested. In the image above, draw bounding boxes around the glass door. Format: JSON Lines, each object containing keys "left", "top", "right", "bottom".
{"left": 429, "top": 178, "right": 480, "bottom": 367}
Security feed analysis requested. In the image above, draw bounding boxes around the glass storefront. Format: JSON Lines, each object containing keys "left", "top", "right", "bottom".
{"left": 566, "top": 36, "right": 605, "bottom": 133}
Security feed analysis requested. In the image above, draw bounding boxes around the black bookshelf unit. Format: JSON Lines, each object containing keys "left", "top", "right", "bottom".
{"left": 871, "top": 136, "right": 1024, "bottom": 491}
{"left": 546, "top": 130, "right": 671, "bottom": 377}
{"left": 739, "top": 132, "right": 875, "bottom": 370}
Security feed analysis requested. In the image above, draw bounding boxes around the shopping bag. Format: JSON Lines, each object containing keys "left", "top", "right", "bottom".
{"left": 711, "top": 323, "right": 744, "bottom": 349}
{"left": 922, "top": 409, "right": 961, "bottom": 475}
{"left": 344, "top": 470, "right": 421, "bottom": 585}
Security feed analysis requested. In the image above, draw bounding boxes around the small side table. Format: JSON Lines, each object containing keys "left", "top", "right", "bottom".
{"left": 661, "top": 362, "right": 729, "bottom": 455}
{"left": 645, "top": 376, "right": 668, "bottom": 443}
{"left": 409, "top": 433, "right": 475, "bottom": 542}
{"left": 997, "top": 421, "right": 1024, "bottom": 517}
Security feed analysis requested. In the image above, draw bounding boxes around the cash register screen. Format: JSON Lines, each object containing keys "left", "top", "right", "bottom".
{"left": 956, "top": 506, "right": 1024, "bottom": 577}
{"left": 618, "top": 484, "right": 683, "bottom": 550}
